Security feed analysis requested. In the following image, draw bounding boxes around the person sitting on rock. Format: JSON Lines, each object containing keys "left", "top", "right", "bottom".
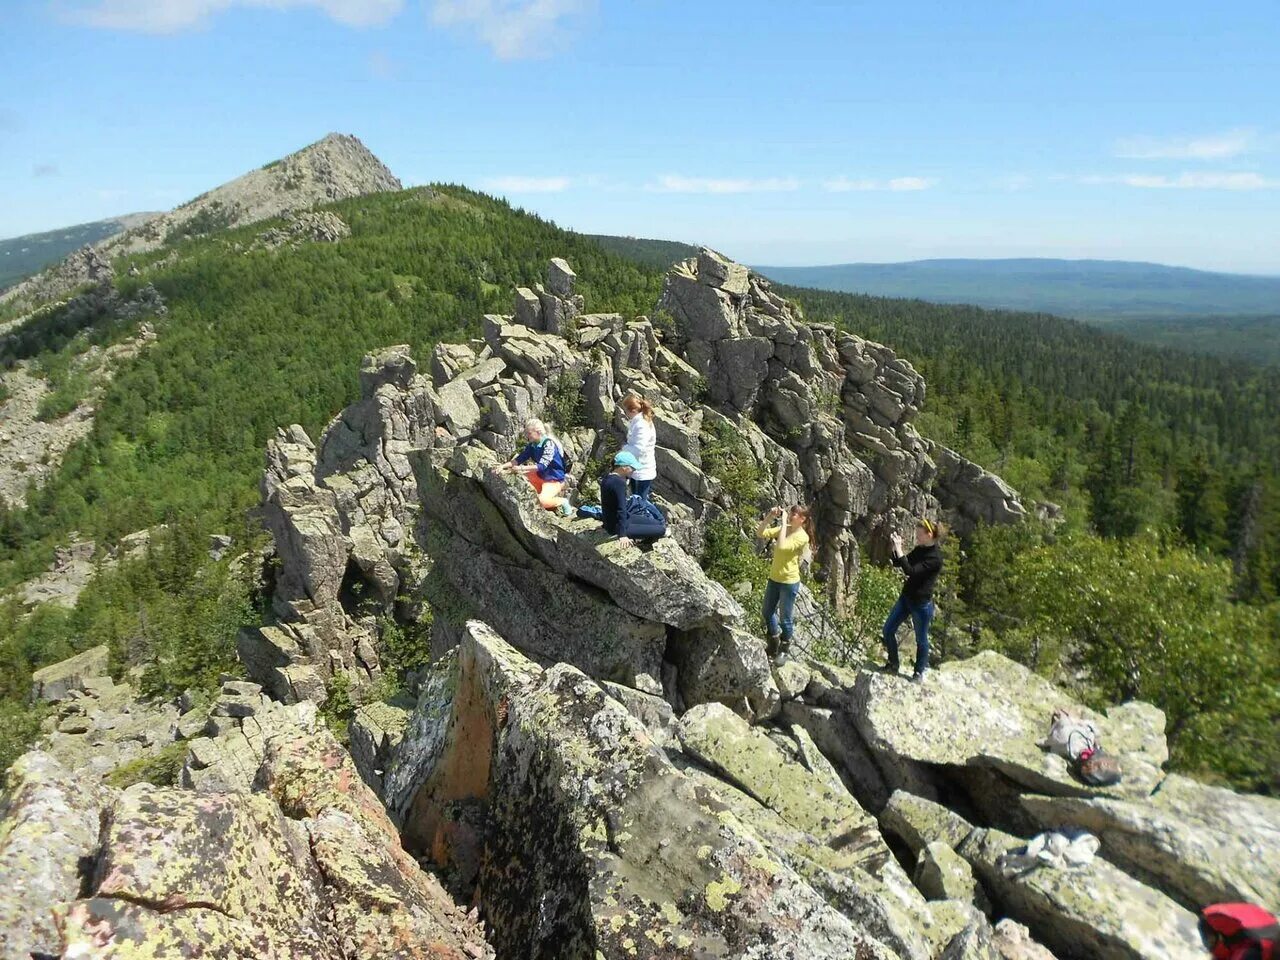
{"left": 755, "top": 504, "right": 814, "bottom": 665}
{"left": 594, "top": 450, "right": 668, "bottom": 546}
{"left": 620, "top": 391, "right": 657, "bottom": 501}
{"left": 881, "top": 518, "right": 948, "bottom": 684}
{"left": 497, "top": 417, "right": 573, "bottom": 517}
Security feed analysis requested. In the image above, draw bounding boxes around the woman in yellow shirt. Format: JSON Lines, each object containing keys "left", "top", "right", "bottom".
{"left": 754, "top": 504, "right": 815, "bottom": 664}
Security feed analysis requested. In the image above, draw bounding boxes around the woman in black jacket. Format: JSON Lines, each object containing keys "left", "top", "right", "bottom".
{"left": 881, "top": 518, "right": 948, "bottom": 684}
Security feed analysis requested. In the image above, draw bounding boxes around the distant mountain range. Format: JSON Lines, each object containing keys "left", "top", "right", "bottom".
{"left": 752, "top": 258, "right": 1280, "bottom": 322}
{"left": 590, "top": 240, "right": 1280, "bottom": 364}
{"left": 0, "top": 213, "right": 155, "bottom": 291}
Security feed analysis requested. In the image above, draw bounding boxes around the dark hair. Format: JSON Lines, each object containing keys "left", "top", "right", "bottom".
{"left": 791, "top": 503, "right": 816, "bottom": 545}
{"left": 919, "top": 518, "right": 949, "bottom": 542}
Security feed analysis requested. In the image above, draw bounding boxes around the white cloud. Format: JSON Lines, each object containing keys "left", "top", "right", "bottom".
{"left": 1081, "top": 171, "right": 1278, "bottom": 190}
{"left": 482, "top": 175, "right": 571, "bottom": 193}
{"left": 649, "top": 175, "right": 800, "bottom": 194}
{"left": 429, "top": 0, "right": 591, "bottom": 60}
{"left": 61, "top": 0, "right": 403, "bottom": 32}
{"left": 1113, "top": 128, "right": 1257, "bottom": 160}
{"left": 823, "top": 176, "right": 937, "bottom": 192}
{"left": 887, "top": 176, "right": 936, "bottom": 191}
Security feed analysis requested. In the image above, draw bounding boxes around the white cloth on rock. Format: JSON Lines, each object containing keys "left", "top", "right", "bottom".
{"left": 998, "top": 830, "right": 1100, "bottom": 877}
{"left": 1039, "top": 711, "right": 1100, "bottom": 761}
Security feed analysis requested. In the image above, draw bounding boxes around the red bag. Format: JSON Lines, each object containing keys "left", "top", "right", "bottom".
{"left": 1200, "top": 903, "right": 1278, "bottom": 960}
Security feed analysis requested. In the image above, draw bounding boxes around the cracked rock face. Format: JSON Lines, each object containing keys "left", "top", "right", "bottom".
{"left": 384, "top": 621, "right": 905, "bottom": 960}
{"left": 1, "top": 725, "right": 486, "bottom": 959}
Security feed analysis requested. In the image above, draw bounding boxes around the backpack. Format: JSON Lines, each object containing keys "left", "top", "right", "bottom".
{"left": 1075, "top": 746, "right": 1123, "bottom": 787}
{"left": 1200, "top": 903, "right": 1278, "bottom": 960}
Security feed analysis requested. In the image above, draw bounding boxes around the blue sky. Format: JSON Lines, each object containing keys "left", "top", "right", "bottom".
{"left": 2, "top": 0, "right": 1278, "bottom": 273}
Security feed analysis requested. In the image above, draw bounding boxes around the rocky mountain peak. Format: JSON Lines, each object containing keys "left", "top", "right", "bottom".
{"left": 0, "top": 133, "right": 401, "bottom": 314}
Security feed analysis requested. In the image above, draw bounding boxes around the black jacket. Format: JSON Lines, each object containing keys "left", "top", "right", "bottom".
{"left": 892, "top": 544, "right": 943, "bottom": 607}
{"left": 601, "top": 472, "right": 629, "bottom": 535}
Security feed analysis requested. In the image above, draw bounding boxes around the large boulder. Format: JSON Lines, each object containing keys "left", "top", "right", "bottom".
{"left": 1020, "top": 773, "right": 1280, "bottom": 910}
{"left": 29, "top": 644, "right": 110, "bottom": 702}
{"left": 0, "top": 753, "right": 111, "bottom": 958}
{"left": 383, "top": 620, "right": 905, "bottom": 960}
{"left": 847, "top": 652, "right": 1168, "bottom": 799}
{"left": 957, "top": 825, "right": 1204, "bottom": 960}
{"left": 5, "top": 724, "right": 485, "bottom": 959}
{"left": 65, "top": 787, "right": 342, "bottom": 958}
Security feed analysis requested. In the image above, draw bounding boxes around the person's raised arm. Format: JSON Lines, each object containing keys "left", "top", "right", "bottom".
{"left": 755, "top": 506, "right": 783, "bottom": 539}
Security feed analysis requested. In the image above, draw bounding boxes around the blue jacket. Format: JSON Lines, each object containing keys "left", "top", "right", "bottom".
{"left": 514, "top": 438, "right": 567, "bottom": 482}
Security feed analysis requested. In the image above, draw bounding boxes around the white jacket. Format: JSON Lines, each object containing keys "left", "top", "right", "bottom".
{"left": 624, "top": 414, "right": 657, "bottom": 481}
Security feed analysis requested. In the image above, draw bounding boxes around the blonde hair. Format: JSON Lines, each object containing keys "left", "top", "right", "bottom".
{"left": 622, "top": 392, "right": 655, "bottom": 421}
{"left": 524, "top": 418, "right": 562, "bottom": 451}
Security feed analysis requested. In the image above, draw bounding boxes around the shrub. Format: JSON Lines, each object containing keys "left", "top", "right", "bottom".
{"left": 105, "top": 741, "right": 188, "bottom": 788}
{"left": 546, "top": 371, "right": 586, "bottom": 431}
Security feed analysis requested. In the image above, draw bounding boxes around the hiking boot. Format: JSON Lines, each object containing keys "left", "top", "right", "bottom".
{"left": 772, "top": 652, "right": 790, "bottom": 667}
{"left": 911, "top": 670, "right": 927, "bottom": 685}
{"left": 879, "top": 662, "right": 900, "bottom": 674}
{"left": 557, "top": 501, "right": 573, "bottom": 518}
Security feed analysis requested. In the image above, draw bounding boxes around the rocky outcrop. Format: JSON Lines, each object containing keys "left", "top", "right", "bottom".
{"left": 380, "top": 620, "right": 909, "bottom": 960}
{"left": 13, "top": 253, "right": 1275, "bottom": 960}
{"left": 2, "top": 723, "right": 486, "bottom": 959}
{"left": 29, "top": 644, "right": 110, "bottom": 701}
{"left": 245, "top": 254, "right": 1030, "bottom": 727}
{"left": 255, "top": 210, "right": 351, "bottom": 248}
{"left": 928, "top": 443, "right": 1028, "bottom": 537}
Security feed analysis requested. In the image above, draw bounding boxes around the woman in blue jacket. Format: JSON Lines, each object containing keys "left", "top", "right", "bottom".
{"left": 497, "top": 418, "right": 573, "bottom": 516}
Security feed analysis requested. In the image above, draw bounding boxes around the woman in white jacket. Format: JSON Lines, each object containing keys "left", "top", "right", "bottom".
{"left": 621, "top": 392, "right": 658, "bottom": 501}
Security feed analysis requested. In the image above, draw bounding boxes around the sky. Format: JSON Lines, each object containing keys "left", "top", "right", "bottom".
{"left": 1, "top": 0, "right": 1278, "bottom": 273}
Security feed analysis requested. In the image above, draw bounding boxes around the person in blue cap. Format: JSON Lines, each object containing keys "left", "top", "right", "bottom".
{"left": 599, "top": 450, "right": 666, "bottom": 545}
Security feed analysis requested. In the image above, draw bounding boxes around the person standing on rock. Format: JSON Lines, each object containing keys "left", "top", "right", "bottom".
{"left": 620, "top": 392, "right": 657, "bottom": 501}
{"left": 755, "top": 504, "right": 815, "bottom": 665}
{"left": 497, "top": 418, "right": 573, "bottom": 517}
{"left": 881, "top": 518, "right": 947, "bottom": 684}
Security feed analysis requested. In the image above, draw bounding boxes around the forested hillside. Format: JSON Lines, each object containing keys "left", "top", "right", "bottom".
{"left": 0, "top": 190, "right": 1275, "bottom": 790}
{"left": 587, "top": 234, "right": 700, "bottom": 271}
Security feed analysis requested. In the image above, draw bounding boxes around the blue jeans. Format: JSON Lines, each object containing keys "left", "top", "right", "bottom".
{"left": 630, "top": 478, "right": 653, "bottom": 501}
{"left": 882, "top": 595, "right": 935, "bottom": 674}
{"left": 763, "top": 579, "right": 801, "bottom": 651}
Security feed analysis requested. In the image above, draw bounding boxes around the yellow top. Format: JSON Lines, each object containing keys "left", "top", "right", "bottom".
{"left": 762, "top": 526, "right": 809, "bottom": 585}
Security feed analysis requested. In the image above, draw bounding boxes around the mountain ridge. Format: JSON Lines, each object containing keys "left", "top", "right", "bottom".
{"left": 0, "top": 213, "right": 156, "bottom": 292}
{"left": 753, "top": 257, "right": 1280, "bottom": 321}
